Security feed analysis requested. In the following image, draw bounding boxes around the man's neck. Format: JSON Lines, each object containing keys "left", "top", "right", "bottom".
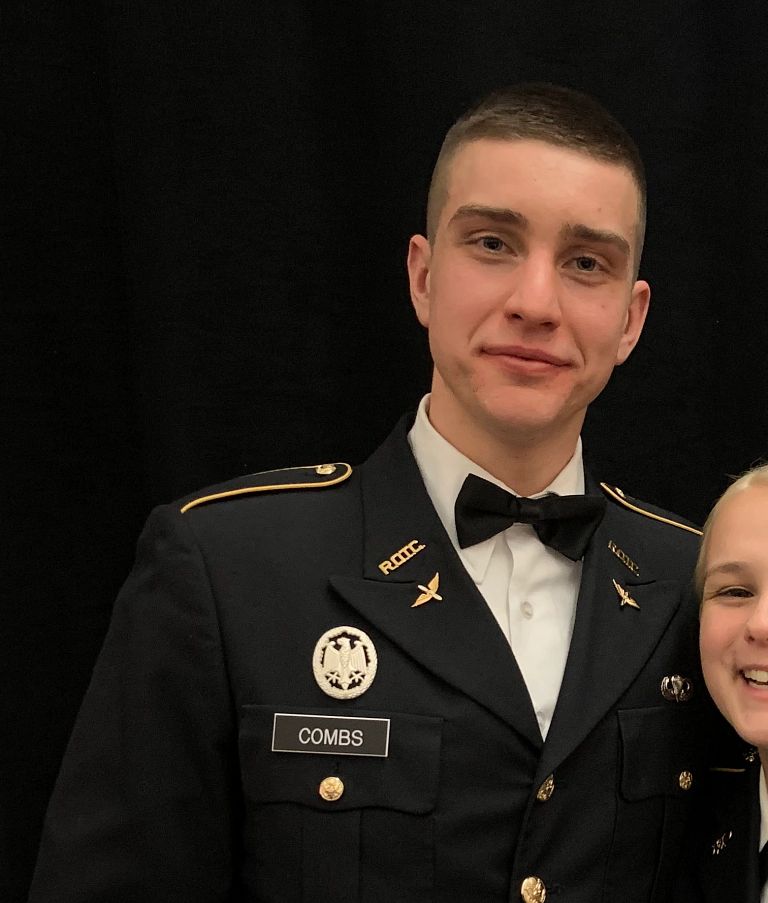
{"left": 426, "top": 401, "right": 583, "bottom": 497}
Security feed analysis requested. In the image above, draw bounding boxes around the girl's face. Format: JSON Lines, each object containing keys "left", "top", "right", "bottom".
{"left": 700, "top": 485, "right": 768, "bottom": 754}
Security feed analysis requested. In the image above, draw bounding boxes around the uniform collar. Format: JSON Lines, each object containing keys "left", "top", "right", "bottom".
{"left": 407, "top": 394, "right": 584, "bottom": 582}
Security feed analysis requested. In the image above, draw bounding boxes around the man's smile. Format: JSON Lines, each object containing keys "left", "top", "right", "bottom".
{"left": 481, "top": 343, "right": 571, "bottom": 376}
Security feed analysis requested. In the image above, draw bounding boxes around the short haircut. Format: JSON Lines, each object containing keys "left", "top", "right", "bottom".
{"left": 426, "top": 83, "right": 647, "bottom": 267}
{"left": 695, "top": 463, "right": 768, "bottom": 596}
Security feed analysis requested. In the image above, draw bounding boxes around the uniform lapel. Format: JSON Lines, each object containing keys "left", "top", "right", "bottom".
{"left": 328, "top": 417, "right": 542, "bottom": 750}
{"left": 537, "top": 474, "right": 685, "bottom": 778}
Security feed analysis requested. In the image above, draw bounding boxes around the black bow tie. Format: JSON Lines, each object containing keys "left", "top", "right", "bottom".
{"left": 454, "top": 473, "right": 606, "bottom": 561}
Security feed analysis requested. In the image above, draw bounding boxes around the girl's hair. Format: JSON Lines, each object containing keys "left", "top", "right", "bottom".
{"left": 696, "top": 463, "right": 768, "bottom": 595}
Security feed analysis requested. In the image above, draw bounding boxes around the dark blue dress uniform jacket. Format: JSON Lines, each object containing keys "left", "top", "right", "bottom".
{"left": 30, "top": 417, "right": 716, "bottom": 902}
{"left": 676, "top": 756, "right": 762, "bottom": 903}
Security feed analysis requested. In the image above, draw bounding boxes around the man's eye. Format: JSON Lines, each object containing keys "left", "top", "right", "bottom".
{"left": 574, "top": 256, "right": 599, "bottom": 272}
{"left": 479, "top": 236, "right": 505, "bottom": 252}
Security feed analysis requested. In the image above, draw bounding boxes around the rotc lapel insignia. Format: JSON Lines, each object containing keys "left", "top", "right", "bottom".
{"left": 660, "top": 674, "right": 693, "bottom": 702}
{"left": 412, "top": 573, "right": 443, "bottom": 608}
{"left": 313, "top": 626, "right": 378, "bottom": 700}
{"left": 711, "top": 830, "right": 733, "bottom": 855}
{"left": 612, "top": 578, "right": 639, "bottom": 610}
{"left": 378, "top": 539, "right": 426, "bottom": 575}
{"left": 607, "top": 539, "right": 640, "bottom": 576}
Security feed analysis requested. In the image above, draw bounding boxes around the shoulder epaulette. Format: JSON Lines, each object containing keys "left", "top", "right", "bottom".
{"left": 599, "top": 483, "right": 702, "bottom": 536}
{"left": 180, "top": 463, "right": 352, "bottom": 514}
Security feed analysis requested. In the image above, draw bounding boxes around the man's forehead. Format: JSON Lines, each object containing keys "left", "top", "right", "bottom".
{"left": 444, "top": 137, "right": 638, "bottom": 195}
{"left": 438, "top": 138, "right": 642, "bottom": 249}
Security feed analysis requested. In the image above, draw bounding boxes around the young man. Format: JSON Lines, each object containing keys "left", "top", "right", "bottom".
{"left": 31, "top": 85, "right": 713, "bottom": 903}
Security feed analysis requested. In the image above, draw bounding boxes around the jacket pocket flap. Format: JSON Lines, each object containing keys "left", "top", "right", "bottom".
{"left": 619, "top": 706, "right": 702, "bottom": 801}
{"left": 239, "top": 704, "right": 442, "bottom": 814}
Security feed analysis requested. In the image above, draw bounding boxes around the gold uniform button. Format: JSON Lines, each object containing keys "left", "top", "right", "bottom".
{"left": 536, "top": 774, "right": 555, "bottom": 802}
{"left": 319, "top": 776, "right": 344, "bottom": 801}
{"left": 520, "top": 876, "right": 546, "bottom": 902}
{"left": 678, "top": 770, "right": 693, "bottom": 791}
{"left": 316, "top": 464, "right": 337, "bottom": 475}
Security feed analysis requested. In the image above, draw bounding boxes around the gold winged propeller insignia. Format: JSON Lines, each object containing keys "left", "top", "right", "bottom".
{"left": 612, "top": 578, "right": 640, "bottom": 610}
{"left": 412, "top": 573, "right": 443, "bottom": 607}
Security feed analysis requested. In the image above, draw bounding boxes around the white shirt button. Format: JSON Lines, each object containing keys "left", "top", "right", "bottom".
{"left": 521, "top": 600, "right": 534, "bottom": 619}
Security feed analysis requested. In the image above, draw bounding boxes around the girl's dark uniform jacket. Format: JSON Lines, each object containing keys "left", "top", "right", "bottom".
{"left": 676, "top": 757, "right": 763, "bottom": 903}
{"left": 30, "top": 416, "right": 724, "bottom": 903}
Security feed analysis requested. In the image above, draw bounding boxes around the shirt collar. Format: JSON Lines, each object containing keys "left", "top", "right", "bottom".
{"left": 407, "top": 394, "right": 585, "bottom": 581}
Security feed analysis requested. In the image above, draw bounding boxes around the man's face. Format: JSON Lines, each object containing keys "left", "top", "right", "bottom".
{"left": 700, "top": 486, "right": 768, "bottom": 755}
{"left": 408, "top": 138, "right": 650, "bottom": 449}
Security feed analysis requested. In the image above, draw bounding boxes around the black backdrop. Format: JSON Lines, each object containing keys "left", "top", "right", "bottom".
{"left": 5, "top": 2, "right": 768, "bottom": 898}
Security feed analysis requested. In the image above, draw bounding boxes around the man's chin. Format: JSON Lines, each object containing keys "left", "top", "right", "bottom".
{"left": 477, "top": 396, "right": 575, "bottom": 440}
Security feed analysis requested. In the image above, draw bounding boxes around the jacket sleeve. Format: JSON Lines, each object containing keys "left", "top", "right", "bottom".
{"left": 29, "top": 504, "right": 238, "bottom": 903}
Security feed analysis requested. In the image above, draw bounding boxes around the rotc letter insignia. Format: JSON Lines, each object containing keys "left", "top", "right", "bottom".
{"left": 378, "top": 539, "right": 426, "bottom": 575}
{"left": 607, "top": 539, "right": 640, "bottom": 576}
{"left": 412, "top": 573, "right": 443, "bottom": 607}
{"left": 313, "top": 626, "right": 378, "bottom": 700}
{"left": 612, "top": 578, "right": 639, "bottom": 610}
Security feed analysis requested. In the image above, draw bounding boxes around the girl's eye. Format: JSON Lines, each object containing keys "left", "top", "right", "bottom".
{"left": 708, "top": 585, "right": 754, "bottom": 602}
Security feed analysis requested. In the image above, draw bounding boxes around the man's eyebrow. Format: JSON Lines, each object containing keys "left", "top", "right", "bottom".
{"left": 449, "top": 205, "right": 529, "bottom": 229}
{"left": 562, "top": 223, "right": 631, "bottom": 257}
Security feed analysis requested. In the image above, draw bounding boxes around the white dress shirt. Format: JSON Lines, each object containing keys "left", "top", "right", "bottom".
{"left": 408, "top": 395, "right": 584, "bottom": 739}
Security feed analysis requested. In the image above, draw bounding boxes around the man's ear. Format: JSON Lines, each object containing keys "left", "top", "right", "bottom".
{"left": 615, "top": 279, "right": 650, "bottom": 365}
{"left": 407, "top": 234, "right": 432, "bottom": 327}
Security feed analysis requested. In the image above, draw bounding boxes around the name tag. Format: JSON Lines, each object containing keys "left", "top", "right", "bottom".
{"left": 271, "top": 713, "right": 390, "bottom": 757}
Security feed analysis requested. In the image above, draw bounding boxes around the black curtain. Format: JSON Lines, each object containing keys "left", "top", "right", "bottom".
{"left": 5, "top": 2, "right": 768, "bottom": 898}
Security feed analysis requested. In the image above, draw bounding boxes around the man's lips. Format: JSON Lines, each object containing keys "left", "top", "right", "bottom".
{"left": 482, "top": 345, "right": 571, "bottom": 367}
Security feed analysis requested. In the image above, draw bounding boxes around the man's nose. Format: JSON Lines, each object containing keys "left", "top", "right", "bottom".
{"left": 502, "top": 254, "right": 561, "bottom": 326}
